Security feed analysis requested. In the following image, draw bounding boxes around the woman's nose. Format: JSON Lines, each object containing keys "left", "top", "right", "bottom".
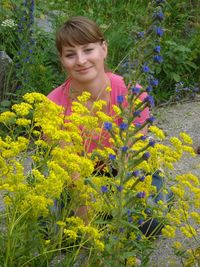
{"left": 76, "top": 52, "right": 87, "bottom": 65}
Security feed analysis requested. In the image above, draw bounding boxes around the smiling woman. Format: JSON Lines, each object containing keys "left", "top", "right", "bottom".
{"left": 47, "top": 16, "right": 149, "bottom": 129}
{"left": 47, "top": 16, "right": 150, "bottom": 228}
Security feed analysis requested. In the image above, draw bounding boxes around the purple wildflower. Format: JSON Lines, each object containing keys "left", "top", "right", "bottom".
{"left": 131, "top": 86, "right": 140, "bottom": 94}
{"left": 143, "top": 152, "right": 150, "bottom": 160}
{"left": 132, "top": 170, "right": 140, "bottom": 177}
{"left": 137, "top": 191, "right": 146, "bottom": 198}
{"left": 142, "top": 65, "right": 150, "bottom": 73}
{"left": 154, "top": 45, "right": 161, "bottom": 53}
{"left": 154, "top": 11, "right": 164, "bottom": 21}
{"left": 153, "top": 55, "right": 163, "bottom": 63}
{"left": 101, "top": 186, "right": 108, "bottom": 193}
{"left": 121, "top": 146, "right": 128, "bottom": 152}
{"left": 119, "top": 122, "right": 128, "bottom": 130}
{"left": 109, "top": 154, "right": 116, "bottom": 160}
{"left": 104, "top": 122, "right": 112, "bottom": 130}
{"left": 155, "top": 27, "right": 164, "bottom": 37}
{"left": 117, "top": 95, "right": 124, "bottom": 104}
{"left": 149, "top": 140, "right": 156, "bottom": 147}
{"left": 117, "top": 185, "right": 123, "bottom": 192}
{"left": 133, "top": 110, "right": 141, "bottom": 117}
{"left": 144, "top": 95, "right": 155, "bottom": 107}
{"left": 139, "top": 176, "right": 145, "bottom": 182}
{"left": 147, "top": 116, "right": 156, "bottom": 123}
{"left": 128, "top": 217, "right": 133, "bottom": 223}
{"left": 146, "top": 85, "right": 153, "bottom": 93}
{"left": 140, "top": 135, "right": 147, "bottom": 141}
{"left": 135, "top": 123, "right": 141, "bottom": 128}
{"left": 119, "top": 227, "right": 124, "bottom": 233}
{"left": 137, "top": 31, "right": 145, "bottom": 38}
{"left": 138, "top": 219, "right": 144, "bottom": 225}
{"left": 150, "top": 79, "right": 159, "bottom": 87}
{"left": 156, "top": 0, "right": 165, "bottom": 4}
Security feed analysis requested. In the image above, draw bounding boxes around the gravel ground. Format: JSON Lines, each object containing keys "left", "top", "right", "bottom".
{"left": 149, "top": 100, "right": 200, "bottom": 267}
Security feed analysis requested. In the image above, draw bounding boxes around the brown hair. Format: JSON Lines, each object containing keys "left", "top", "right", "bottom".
{"left": 56, "top": 16, "right": 106, "bottom": 55}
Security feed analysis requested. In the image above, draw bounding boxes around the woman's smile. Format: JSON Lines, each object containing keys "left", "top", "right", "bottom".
{"left": 75, "top": 66, "right": 93, "bottom": 74}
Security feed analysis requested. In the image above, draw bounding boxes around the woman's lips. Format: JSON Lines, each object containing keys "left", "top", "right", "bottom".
{"left": 75, "top": 66, "right": 92, "bottom": 73}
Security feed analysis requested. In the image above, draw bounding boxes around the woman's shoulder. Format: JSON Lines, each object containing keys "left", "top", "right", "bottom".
{"left": 47, "top": 80, "right": 70, "bottom": 104}
{"left": 107, "top": 72, "right": 127, "bottom": 95}
{"left": 107, "top": 72, "right": 126, "bottom": 85}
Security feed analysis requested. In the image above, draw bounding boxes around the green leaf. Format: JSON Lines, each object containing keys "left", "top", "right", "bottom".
{"left": 171, "top": 73, "right": 181, "bottom": 82}
{"left": 185, "top": 61, "right": 198, "bottom": 69}
{"left": 0, "top": 100, "right": 11, "bottom": 107}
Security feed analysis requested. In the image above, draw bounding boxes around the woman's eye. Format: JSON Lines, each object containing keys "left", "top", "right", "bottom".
{"left": 65, "top": 54, "right": 75, "bottom": 58}
{"left": 85, "top": 48, "right": 93, "bottom": 53}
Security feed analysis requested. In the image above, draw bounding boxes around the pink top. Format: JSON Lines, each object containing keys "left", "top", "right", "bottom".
{"left": 47, "top": 72, "right": 149, "bottom": 152}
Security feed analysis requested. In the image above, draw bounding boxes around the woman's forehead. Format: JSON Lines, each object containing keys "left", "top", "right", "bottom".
{"left": 62, "top": 43, "right": 98, "bottom": 51}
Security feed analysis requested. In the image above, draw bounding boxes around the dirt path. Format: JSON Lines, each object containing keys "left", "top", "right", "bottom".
{"left": 154, "top": 100, "right": 200, "bottom": 176}
{"left": 150, "top": 100, "right": 200, "bottom": 266}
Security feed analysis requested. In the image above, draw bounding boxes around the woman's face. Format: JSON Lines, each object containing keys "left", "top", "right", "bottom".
{"left": 60, "top": 42, "right": 107, "bottom": 83}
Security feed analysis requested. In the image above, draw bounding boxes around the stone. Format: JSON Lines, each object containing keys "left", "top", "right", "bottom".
{"left": 0, "top": 51, "right": 13, "bottom": 101}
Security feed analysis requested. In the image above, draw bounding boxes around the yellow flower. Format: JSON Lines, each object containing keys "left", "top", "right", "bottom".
{"left": 93, "top": 239, "right": 104, "bottom": 251}
{"left": 182, "top": 145, "right": 196, "bottom": 156}
{"left": 112, "top": 105, "right": 121, "bottom": 116}
{"left": 92, "top": 100, "right": 107, "bottom": 111}
{"left": 129, "top": 232, "right": 136, "bottom": 240}
{"left": 162, "top": 225, "right": 176, "bottom": 238}
{"left": 64, "top": 229, "right": 77, "bottom": 241}
{"left": 77, "top": 91, "right": 91, "bottom": 103}
{"left": 149, "top": 125, "right": 165, "bottom": 140}
{"left": 170, "top": 137, "right": 183, "bottom": 150}
{"left": 171, "top": 186, "right": 185, "bottom": 198}
{"left": 45, "top": 240, "right": 50, "bottom": 245}
{"left": 173, "top": 241, "right": 182, "bottom": 249}
{"left": 16, "top": 118, "right": 31, "bottom": 126}
{"left": 166, "top": 213, "right": 181, "bottom": 225}
{"left": 72, "top": 102, "right": 90, "bottom": 114}
{"left": 23, "top": 92, "right": 47, "bottom": 104}
{"left": 127, "top": 256, "right": 137, "bottom": 266}
{"left": 180, "top": 225, "right": 197, "bottom": 238}
{"left": 96, "top": 111, "right": 113, "bottom": 123}
{"left": 105, "top": 86, "right": 112, "bottom": 92}
{"left": 66, "top": 216, "right": 84, "bottom": 226}
{"left": 3, "top": 195, "right": 12, "bottom": 205}
{"left": 12, "top": 102, "right": 32, "bottom": 116}
{"left": 190, "top": 212, "right": 200, "bottom": 224}
{"left": 179, "top": 132, "right": 193, "bottom": 144}
{"left": 0, "top": 111, "right": 16, "bottom": 123}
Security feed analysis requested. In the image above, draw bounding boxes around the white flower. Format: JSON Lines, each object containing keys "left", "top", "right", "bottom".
{"left": 1, "top": 19, "right": 17, "bottom": 28}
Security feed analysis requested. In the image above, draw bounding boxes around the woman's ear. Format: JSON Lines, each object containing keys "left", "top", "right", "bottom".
{"left": 101, "top": 41, "right": 108, "bottom": 59}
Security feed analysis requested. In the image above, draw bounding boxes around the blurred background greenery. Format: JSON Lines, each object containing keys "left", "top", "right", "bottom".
{"left": 0, "top": 0, "right": 199, "bottom": 108}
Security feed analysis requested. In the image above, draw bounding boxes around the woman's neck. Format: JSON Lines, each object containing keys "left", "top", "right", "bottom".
{"left": 70, "top": 73, "right": 110, "bottom": 101}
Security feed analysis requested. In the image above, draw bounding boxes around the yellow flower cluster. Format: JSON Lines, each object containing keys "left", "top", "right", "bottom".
{"left": 12, "top": 102, "right": 32, "bottom": 116}
{"left": 0, "top": 110, "right": 16, "bottom": 123}
{"left": 0, "top": 92, "right": 97, "bottom": 218}
{"left": 149, "top": 125, "right": 165, "bottom": 140}
{"left": 0, "top": 91, "right": 199, "bottom": 265}
{"left": 180, "top": 225, "right": 197, "bottom": 238}
{"left": 162, "top": 224, "right": 176, "bottom": 238}
{"left": 63, "top": 216, "right": 104, "bottom": 251}
{"left": 77, "top": 91, "right": 91, "bottom": 103}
